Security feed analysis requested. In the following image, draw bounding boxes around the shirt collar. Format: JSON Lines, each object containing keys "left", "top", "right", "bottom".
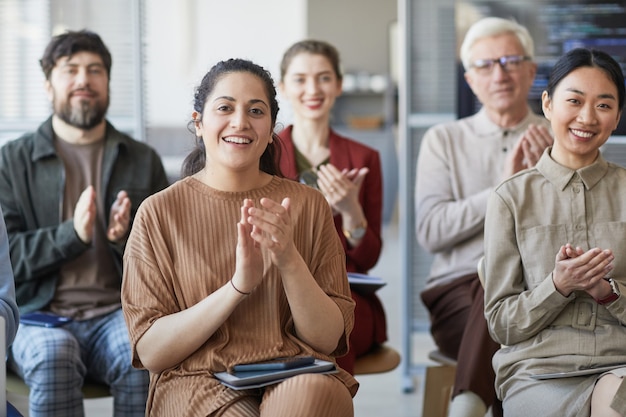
{"left": 474, "top": 107, "right": 539, "bottom": 137}
{"left": 536, "top": 147, "right": 609, "bottom": 191}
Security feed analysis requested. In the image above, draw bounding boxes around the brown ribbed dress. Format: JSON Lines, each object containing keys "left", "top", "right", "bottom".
{"left": 122, "top": 176, "right": 358, "bottom": 416}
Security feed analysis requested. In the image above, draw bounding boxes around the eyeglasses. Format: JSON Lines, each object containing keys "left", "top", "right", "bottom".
{"left": 470, "top": 55, "right": 531, "bottom": 74}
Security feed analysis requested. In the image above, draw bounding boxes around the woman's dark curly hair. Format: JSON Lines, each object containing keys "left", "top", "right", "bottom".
{"left": 181, "top": 59, "right": 283, "bottom": 178}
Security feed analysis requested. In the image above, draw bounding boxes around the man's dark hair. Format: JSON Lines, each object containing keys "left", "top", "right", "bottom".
{"left": 39, "top": 29, "right": 112, "bottom": 80}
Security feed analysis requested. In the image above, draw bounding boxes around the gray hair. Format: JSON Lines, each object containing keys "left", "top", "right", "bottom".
{"left": 460, "top": 17, "right": 534, "bottom": 71}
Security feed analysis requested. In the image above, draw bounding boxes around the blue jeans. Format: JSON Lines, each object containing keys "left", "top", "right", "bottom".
{"left": 8, "top": 309, "right": 148, "bottom": 417}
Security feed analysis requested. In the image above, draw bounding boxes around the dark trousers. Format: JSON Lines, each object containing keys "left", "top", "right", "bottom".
{"left": 421, "top": 273, "right": 502, "bottom": 416}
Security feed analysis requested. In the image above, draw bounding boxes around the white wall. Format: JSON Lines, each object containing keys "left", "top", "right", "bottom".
{"left": 145, "top": 0, "right": 307, "bottom": 127}
{"left": 308, "top": 0, "right": 397, "bottom": 75}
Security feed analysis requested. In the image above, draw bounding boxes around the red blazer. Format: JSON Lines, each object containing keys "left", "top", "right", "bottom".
{"left": 277, "top": 125, "right": 383, "bottom": 273}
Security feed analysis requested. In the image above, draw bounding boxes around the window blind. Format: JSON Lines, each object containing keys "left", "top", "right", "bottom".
{"left": 0, "top": 0, "right": 144, "bottom": 144}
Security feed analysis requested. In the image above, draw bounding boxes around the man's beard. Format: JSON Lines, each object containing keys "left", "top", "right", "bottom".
{"left": 54, "top": 92, "right": 109, "bottom": 130}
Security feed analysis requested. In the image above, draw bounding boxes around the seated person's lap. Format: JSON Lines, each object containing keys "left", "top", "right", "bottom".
{"left": 211, "top": 374, "right": 353, "bottom": 417}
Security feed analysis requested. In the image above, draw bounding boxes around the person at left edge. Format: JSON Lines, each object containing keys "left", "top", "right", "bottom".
{"left": 0, "top": 207, "right": 21, "bottom": 415}
{"left": 0, "top": 29, "right": 169, "bottom": 417}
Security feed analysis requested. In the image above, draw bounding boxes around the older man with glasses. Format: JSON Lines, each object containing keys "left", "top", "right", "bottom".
{"left": 415, "top": 17, "right": 553, "bottom": 417}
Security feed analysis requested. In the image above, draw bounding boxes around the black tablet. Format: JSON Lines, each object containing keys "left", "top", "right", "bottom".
{"left": 20, "top": 312, "right": 72, "bottom": 328}
{"left": 215, "top": 359, "right": 337, "bottom": 390}
{"left": 233, "top": 356, "right": 315, "bottom": 372}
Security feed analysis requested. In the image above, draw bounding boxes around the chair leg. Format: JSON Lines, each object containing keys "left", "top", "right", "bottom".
{"left": 422, "top": 364, "right": 456, "bottom": 417}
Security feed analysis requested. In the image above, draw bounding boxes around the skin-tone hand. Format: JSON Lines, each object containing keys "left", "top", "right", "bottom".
{"left": 316, "top": 164, "right": 368, "bottom": 241}
{"left": 231, "top": 198, "right": 265, "bottom": 293}
{"left": 552, "top": 243, "right": 614, "bottom": 299}
{"left": 107, "top": 190, "right": 131, "bottom": 242}
{"left": 74, "top": 185, "right": 97, "bottom": 244}
{"left": 317, "top": 164, "right": 367, "bottom": 212}
{"left": 503, "top": 124, "right": 553, "bottom": 179}
{"left": 246, "top": 197, "right": 297, "bottom": 269}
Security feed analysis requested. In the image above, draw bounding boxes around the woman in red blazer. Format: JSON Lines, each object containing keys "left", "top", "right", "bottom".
{"left": 277, "top": 39, "right": 387, "bottom": 374}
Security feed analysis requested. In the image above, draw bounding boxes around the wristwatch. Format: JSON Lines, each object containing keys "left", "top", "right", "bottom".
{"left": 343, "top": 221, "right": 367, "bottom": 240}
{"left": 596, "top": 278, "right": 620, "bottom": 305}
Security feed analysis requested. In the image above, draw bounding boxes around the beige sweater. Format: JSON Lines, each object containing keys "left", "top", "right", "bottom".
{"left": 122, "top": 176, "right": 357, "bottom": 416}
{"left": 415, "top": 107, "right": 550, "bottom": 288}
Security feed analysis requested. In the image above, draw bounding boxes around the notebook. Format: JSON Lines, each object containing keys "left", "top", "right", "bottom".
{"left": 530, "top": 364, "right": 624, "bottom": 380}
{"left": 347, "top": 273, "right": 386, "bottom": 293}
{"left": 214, "top": 359, "right": 337, "bottom": 390}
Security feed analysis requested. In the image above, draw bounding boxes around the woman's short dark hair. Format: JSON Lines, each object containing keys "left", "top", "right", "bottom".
{"left": 181, "top": 58, "right": 283, "bottom": 178}
{"left": 545, "top": 48, "right": 625, "bottom": 110}
{"left": 39, "top": 29, "right": 112, "bottom": 80}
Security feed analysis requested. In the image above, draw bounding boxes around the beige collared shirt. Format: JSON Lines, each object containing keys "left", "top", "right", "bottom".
{"left": 484, "top": 148, "right": 626, "bottom": 392}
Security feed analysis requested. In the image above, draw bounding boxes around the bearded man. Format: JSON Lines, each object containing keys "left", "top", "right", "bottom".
{"left": 0, "top": 30, "right": 169, "bottom": 417}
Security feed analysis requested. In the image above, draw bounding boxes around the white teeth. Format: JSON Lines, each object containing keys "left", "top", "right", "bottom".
{"left": 223, "top": 136, "right": 251, "bottom": 144}
{"left": 571, "top": 129, "right": 593, "bottom": 138}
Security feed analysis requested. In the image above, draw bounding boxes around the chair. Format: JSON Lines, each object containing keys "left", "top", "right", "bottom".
{"left": 6, "top": 368, "right": 111, "bottom": 398}
{"left": 354, "top": 344, "right": 401, "bottom": 375}
{"left": 422, "top": 349, "right": 457, "bottom": 417}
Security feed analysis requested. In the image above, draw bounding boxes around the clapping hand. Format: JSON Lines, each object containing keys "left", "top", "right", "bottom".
{"left": 552, "top": 243, "right": 614, "bottom": 298}
{"left": 316, "top": 163, "right": 368, "bottom": 214}
{"left": 74, "top": 185, "right": 97, "bottom": 244}
{"left": 232, "top": 198, "right": 265, "bottom": 294}
{"left": 107, "top": 190, "right": 131, "bottom": 242}
{"left": 503, "top": 124, "right": 553, "bottom": 179}
{"left": 240, "top": 197, "right": 297, "bottom": 272}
